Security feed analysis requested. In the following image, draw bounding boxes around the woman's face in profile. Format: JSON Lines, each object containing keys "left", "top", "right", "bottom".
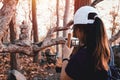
{"left": 74, "top": 27, "right": 84, "bottom": 41}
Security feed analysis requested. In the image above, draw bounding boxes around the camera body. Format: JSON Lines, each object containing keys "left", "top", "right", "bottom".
{"left": 71, "top": 37, "right": 79, "bottom": 46}
{"left": 65, "top": 37, "right": 79, "bottom": 47}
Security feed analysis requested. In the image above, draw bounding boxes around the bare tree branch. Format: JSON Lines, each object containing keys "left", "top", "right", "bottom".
{"left": 0, "top": 18, "right": 72, "bottom": 55}
{"left": 0, "top": 37, "right": 66, "bottom": 56}
{"left": 40, "top": 20, "right": 73, "bottom": 52}
{"left": 34, "top": 37, "right": 66, "bottom": 52}
{"left": 109, "top": 30, "right": 120, "bottom": 45}
{"left": 0, "top": 19, "right": 73, "bottom": 55}
{"left": 45, "top": 20, "right": 73, "bottom": 39}
{"left": 91, "top": 0, "right": 104, "bottom": 7}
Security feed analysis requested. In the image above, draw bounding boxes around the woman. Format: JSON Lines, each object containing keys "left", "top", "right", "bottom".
{"left": 60, "top": 6, "right": 110, "bottom": 80}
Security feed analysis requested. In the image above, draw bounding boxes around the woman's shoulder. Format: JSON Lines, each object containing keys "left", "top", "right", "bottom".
{"left": 73, "top": 47, "right": 88, "bottom": 57}
{"left": 70, "top": 48, "right": 90, "bottom": 63}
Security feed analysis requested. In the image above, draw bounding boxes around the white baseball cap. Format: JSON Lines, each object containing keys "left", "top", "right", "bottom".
{"left": 74, "top": 6, "right": 99, "bottom": 24}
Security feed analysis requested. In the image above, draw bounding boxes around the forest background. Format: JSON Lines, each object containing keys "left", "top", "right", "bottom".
{"left": 0, "top": 0, "right": 120, "bottom": 80}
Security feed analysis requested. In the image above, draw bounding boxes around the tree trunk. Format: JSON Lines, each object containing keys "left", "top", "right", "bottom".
{"left": 32, "top": 0, "right": 38, "bottom": 42}
{"left": 9, "top": 16, "right": 19, "bottom": 70}
{"left": 0, "top": 0, "right": 19, "bottom": 79}
{"left": 56, "top": 0, "right": 59, "bottom": 53}
{"left": 0, "top": 0, "right": 18, "bottom": 43}
{"left": 62, "top": 0, "right": 70, "bottom": 60}
{"left": 63, "top": 0, "right": 70, "bottom": 37}
{"left": 74, "top": 0, "right": 91, "bottom": 12}
{"left": 32, "top": 0, "right": 39, "bottom": 63}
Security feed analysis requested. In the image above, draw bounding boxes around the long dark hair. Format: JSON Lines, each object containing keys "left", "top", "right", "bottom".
{"left": 72, "top": 17, "right": 110, "bottom": 71}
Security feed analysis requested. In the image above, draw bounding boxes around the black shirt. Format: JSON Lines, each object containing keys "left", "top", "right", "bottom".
{"left": 65, "top": 48, "right": 108, "bottom": 80}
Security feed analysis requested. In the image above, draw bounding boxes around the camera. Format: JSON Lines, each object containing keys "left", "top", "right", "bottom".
{"left": 71, "top": 37, "right": 79, "bottom": 46}
{"left": 65, "top": 37, "right": 79, "bottom": 47}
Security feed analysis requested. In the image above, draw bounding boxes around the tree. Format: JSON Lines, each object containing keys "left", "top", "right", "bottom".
{"left": 63, "top": 0, "right": 70, "bottom": 37}
{"left": 109, "top": 1, "right": 120, "bottom": 45}
{"left": 0, "top": 0, "right": 18, "bottom": 43}
{"left": 32, "top": 0, "right": 39, "bottom": 62}
{"left": 74, "top": 0, "right": 91, "bottom": 12}
{"left": 9, "top": 15, "right": 20, "bottom": 79}
{"left": 56, "top": 0, "right": 59, "bottom": 53}
{"left": 32, "top": 0, "right": 38, "bottom": 42}
{"left": 9, "top": 12, "right": 20, "bottom": 70}
{"left": 0, "top": 0, "right": 19, "bottom": 79}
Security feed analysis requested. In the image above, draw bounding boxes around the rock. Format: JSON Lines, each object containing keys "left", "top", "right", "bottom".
{"left": 10, "top": 70, "right": 26, "bottom": 80}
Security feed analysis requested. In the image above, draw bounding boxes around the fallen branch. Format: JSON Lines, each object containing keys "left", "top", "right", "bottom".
{"left": 0, "top": 19, "right": 72, "bottom": 55}
{"left": 35, "top": 37, "right": 66, "bottom": 51}
{"left": 0, "top": 37, "right": 66, "bottom": 56}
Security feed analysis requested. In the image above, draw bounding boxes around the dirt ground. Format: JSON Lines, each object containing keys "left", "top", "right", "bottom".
{"left": 0, "top": 54, "right": 61, "bottom": 80}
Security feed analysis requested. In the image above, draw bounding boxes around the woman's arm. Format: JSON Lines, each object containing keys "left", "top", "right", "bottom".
{"left": 60, "top": 60, "right": 72, "bottom": 80}
{"left": 60, "top": 45, "right": 73, "bottom": 80}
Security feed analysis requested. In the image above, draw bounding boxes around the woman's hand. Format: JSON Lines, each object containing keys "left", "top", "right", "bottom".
{"left": 62, "top": 44, "right": 73, "bottom": 59}
{"left": 60, "top": 44, "right": 73, "bottom": 80}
